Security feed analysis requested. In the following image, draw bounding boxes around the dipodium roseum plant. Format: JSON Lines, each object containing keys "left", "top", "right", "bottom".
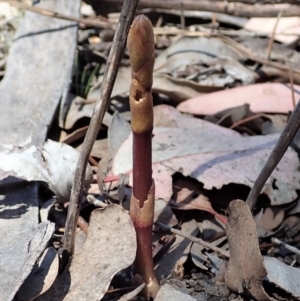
{"left": 127, "top": 15, "right": 160, "bottom": 299}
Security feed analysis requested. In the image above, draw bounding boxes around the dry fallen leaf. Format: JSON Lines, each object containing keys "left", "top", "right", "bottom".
{"left": 36, "top": 205, "right": 136, "bottom": 301}
{"left": 177, "top": 83, "right": 300, "bottom": 115}
{"left": 112, "top": 127, "right": 300, "bottom": 205}
{"left": 153, "top": 104, "right": 240, "bottom": 137}
{"left": 225, "top": 200, "right": 271, "bottom": 301}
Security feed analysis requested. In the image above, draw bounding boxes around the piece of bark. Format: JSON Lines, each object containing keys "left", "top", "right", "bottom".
{"left": 0, "top": 0, "right": 80, "bottom": 299}
{"left": 225, "top": 200, "right": 271, "bottom": 301}
{"left": 36, "top": 205, "right": 136, "bottom": 301}
{"left": 0, "top": 0, "right": 80, "bottom": 146}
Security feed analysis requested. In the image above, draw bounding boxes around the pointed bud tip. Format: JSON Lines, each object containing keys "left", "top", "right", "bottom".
{"left": 127, "top": 14, "right": 155, "bottom": 89}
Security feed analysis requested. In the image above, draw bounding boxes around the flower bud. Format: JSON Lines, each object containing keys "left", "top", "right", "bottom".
{"left": 127, "top": 15, "right": 155, "bottom": 91}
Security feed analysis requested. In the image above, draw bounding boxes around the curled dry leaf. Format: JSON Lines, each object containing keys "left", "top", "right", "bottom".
{"left": 225, "top": 200, "right": 271, "bottom": 301}
{"left": 0, "top": 140, "right": 93, "bottom": 203}
{"left": 36, "top": 205, "right": 136, "bottom": 301}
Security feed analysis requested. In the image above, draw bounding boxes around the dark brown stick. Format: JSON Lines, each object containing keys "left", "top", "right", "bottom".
{"left": 62, "top": 0, "right": 140, "bottom": 260}
{"left": 246, "top": 98, "right": 300, "bottom": 211}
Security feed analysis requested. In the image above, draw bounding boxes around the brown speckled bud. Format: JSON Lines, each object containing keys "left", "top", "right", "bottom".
{"left": 127, "top": 14, "right": 155, "bottom": 91}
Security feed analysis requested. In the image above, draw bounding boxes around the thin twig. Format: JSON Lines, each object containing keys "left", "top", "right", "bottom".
{"left": 271, "top": 237, "right": 300, "bottom": 257}
{"left": 1, "top": 0, "right": 112, "bottom": 28}
{"left": 266, "top": 10, "right": 283, "bottom": 61}
{"left": 156, "top": 222, "right": 229, "bottom": 258}
{"left": 88, "top": 156, "right": 99, "bottom": 167}
{"left": 77, "top": 216, "right": 89, "bottom": 234}
{"left": 62, "top": 0, "right": 140, "bottom": 260}
{"left": 229, "top": 113, "right": 264, "bottom": 129}
{"left": 246, "top": 98, "right": 300, "bottom": 211}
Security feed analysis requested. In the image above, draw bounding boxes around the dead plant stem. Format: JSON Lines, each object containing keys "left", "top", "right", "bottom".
{"left": 246, "top": 98, "right": 300, "bottom": 211}
{"left": 62, "top": 0, "right": 140, "bottom": 260}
